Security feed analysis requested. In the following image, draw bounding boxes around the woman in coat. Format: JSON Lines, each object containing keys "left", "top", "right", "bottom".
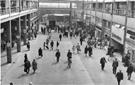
{"left": 72, "top": 45, "right": 76, "bottom": 53}
{"left": 84, "top": 45, "right": 88, "bottom": 57}
{"left": 32, "top": 59, "right": 37, "bottom": 73}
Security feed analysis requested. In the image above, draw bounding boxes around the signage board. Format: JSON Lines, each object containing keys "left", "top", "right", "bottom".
{"left": 111, "top": 25, "right": 124, "bottom": 44}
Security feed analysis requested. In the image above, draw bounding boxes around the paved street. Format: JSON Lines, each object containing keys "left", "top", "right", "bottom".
{"left": 1, "top": 31, "right": 135, "bottom": 85}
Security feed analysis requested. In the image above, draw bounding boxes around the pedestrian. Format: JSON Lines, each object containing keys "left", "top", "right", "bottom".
{"left": 32, "top": 59, "right": 37, "bottom": 73}
{"left": 72, "top": 45, "right": 76, "bottom": 53}
{"left": 59, "top": 34, "right": 62, "bottom": 41}
{"left": 67, "top": 50, "right": 72, "bottom": 68}
{"left": 88, "top": 46, "right": 92, "bottom": 57}
{"left": 24, "top": 59, "right": 31, "bottom": 74}
{"left": 116, "top": 70, "right": 123, "bottom": 85}
{"left": 80, "top": 37, "right": 83, "bottom": 45}
{"left": 56, "top": 41, "right": 60, "bottom": 50}
{"left": 27, "top": 41, "right": 30, "bottom": 50}
{"left": 24, "top": 54, "right": 28, "bottom": 62}
{"left": 38, "top": 47, "right": 43, "bottom": 57}
{"left": 43, "top": 42, "right": 46, "bottom": 50}
{"left": 100, "top": 57, "right": 107, "bottom": 70}
{"left": 106, "top": 46, "right": 111, "bottom": 56}
{"left": 70, "top": 32, "right": 73, "bottom": 39}
{"left": 76, "top": 43, "right": 81, "bottom": 54}
{"left": 84, "top": 45, "right": 88, "bottom": 57}
{"left": 50, "top": 40, "right": 54, "bottom": 50}
{"left": 55, "top": 50, "right": 61, "bottom": 63}
{"left": 112, "top": 58, "right": 119, "bottom": 74}
{"left": 46, "top": 39, "right": 49, "bottom": 49}
{"left": 110, "top": 46, "right": 114, "bottom": 57}
{"left": 126, "top": 63, "right": 134, "bottom": 80}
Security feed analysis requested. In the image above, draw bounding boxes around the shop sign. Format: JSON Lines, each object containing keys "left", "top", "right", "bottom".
{"left": 111, "top": 25, "right": 124, "bottom": 44}
{"left": 96, "top": 25, "right": 102, "bottom": 31}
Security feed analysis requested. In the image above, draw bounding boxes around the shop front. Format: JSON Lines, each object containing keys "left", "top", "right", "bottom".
{"left": 95, "top": 25, "right": 102, "bottom": 39}
{"left": 125, "top": 33, "right": 135, "bottom": 69}
{"left": 111, "top": 25, "right": 124, "bottom": 53}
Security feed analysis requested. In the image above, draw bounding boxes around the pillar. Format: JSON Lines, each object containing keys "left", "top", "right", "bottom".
{"left": 6, "top": 21, "right": 12, "bottom": 63}
{"left": 69, "top": 2, "right": 72, "bottom": 29}
{"left": 27, "top": 14, "right": 31, "bottom": 40}
{"left": 16, "top": 18, "right": 21, "bottom": 52}
{"left": 101, "top": 19, "right": 105, "bottom": 41}
{"left": 23, "top": 15, "right": 27, "bottom": 45}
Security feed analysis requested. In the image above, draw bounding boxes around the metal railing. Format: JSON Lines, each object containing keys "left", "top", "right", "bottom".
{"left": 0, "top": 4, "right": 38, "bottom": 15}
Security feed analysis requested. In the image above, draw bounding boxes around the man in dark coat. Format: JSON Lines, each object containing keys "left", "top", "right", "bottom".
{"left": 59, "top": 34, "right": 62, "bottom": 41}
{"left": 112, "top": 58, "right": 119, "bottom": 74}
{"left": 100, "top": 57, "right": 107, "bottom": 70}
{"left": 24, "top": 60, "right": 31, "bottom": 74}
{"left": 116, "top": 70, "right": 123, "bottom": 85}
{"left": 80, "top": 37, "right": 83, "bottom": 45}
{"left": 88, "top": 46, "right": 92, "bottom": 57}
{"left": 38, "top": 47, "right": 43, "bottom": 57}
{"left": 55, "top": 50, "right": 61, "bottom": 63}
{"left": 126, "top": 64, "right": 134, "bottom": 80}
{"left": 50, "top": 40, "right": 54, "bottom": 50}
{"left": 67, "top": 50, "right": 72, "bottom": 60}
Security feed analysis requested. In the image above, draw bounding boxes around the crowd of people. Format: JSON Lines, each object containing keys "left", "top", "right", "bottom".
{"left": 9, "top": 24, "right": 134, "bottom": 85}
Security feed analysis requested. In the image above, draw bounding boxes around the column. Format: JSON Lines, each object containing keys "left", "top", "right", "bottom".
{"left": 23, "top": 15, "right": 27, "bottom": 45}
{"left": 69, "top": 2, "right": 72, "bottom": 29}
{"left": 6, "top": 21, "right": 12, "bottom": 63}
{"left": 101, "top": 19, "right": 105, "bottom": 41}
{"left": 27, "top": 14, "right": 31, "bottom": 40}
{"left": 16, "top": 18, "right": 21, "bottom": 52}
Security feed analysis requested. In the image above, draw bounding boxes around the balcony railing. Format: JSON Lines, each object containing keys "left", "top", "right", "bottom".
{"left": 0, "top": 5, "right": 38, "bottom": 15}
{"left": 128, "top": 10, "right": 135, "bottom": 18}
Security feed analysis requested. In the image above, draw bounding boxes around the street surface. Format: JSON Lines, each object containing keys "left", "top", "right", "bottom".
{"left": 1, "top": 30, "right": 135, "bottom": 85}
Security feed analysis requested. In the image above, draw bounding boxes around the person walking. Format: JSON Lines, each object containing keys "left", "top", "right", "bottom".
{"left": 116, "top": 70, "right": 123, "bottom": 85}
{"left": 32, "top": 59, "right": 37, "bottom": 73}
{"left": 43, "top": 42, "right": 46, "bottom": 50}
{"left": 24, "top": 59, "right": 31, "bottom": 74}
{"left": 84, "top": 45, "right": 88, "bottom": 57}
{"left": 80, "top": 37, "right": 83, "bottom": 45}
{"left": 27, "top": 41, "right": 30, "bottom": 50}
{"left": 67, "top": 50, "right": 72, "bottom": 68}
{"left": 88, "top": 46, "right": 92, "bottom": 57}
{"left": 50, "top": 40, "right": 54, "bottom": 50}
{"left": 72, "top": 45, "right": 76, "bottom": 53}
{"left": 76, "top": 43, "right": 81, "bottom": 54}
{"left": 70, "top": 32, "right": 73, "bottom": 39}
{"left": 38, "top": 47, "right": 43, "bottom": 57}
{"left": 56, "top": 41, "right": 60, "bottom": 50}
{"left": 126, "top": 64, "right": 134, "bottom": 80}
{"left": 55, "top": 50, "right": 61, "bottom": 63}
{"left": 59, "top": 34, "right": 62, "bottom": 41}
{"left": 24, "top": 54, "right": 28, "bottom": 63}
{"left": 100, "top": 57, "right": 107, "bottom": 70}
{"left": 112, "top": 58, "right": 119, "bottom": 74}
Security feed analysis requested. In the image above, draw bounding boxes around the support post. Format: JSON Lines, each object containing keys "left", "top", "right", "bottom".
{"left": 16, "top": 18, "right": 21, "bottom": 52}
{"left": 28, "top": 14, "right": 31, "bottom": 40}
{"left": 23, "top": 15, "right": 27, "bottom": 45}
{"left": 6, "top": 21, "right": 12, "bottom": 63}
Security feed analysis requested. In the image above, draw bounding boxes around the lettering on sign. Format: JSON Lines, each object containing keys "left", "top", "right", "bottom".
{"left": 112, "top": 33, "right": 122, "bottom": 41}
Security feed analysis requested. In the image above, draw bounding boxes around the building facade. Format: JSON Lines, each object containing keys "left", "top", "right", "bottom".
{"left": 83, "top": 0, "right": 135, "bottom": 66}
{"left": 0, "top": 0, "right": 39, "bottom": 63}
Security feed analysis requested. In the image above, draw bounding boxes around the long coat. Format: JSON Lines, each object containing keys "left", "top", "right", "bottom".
{"left": 116, "top": 72, "right": 123, "bottom": 80}
{"left": 32, "top": 60, "right": 37, "bottom": 71}
{"left": 127, "top": 65, "right": 134, "bottom": 73}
